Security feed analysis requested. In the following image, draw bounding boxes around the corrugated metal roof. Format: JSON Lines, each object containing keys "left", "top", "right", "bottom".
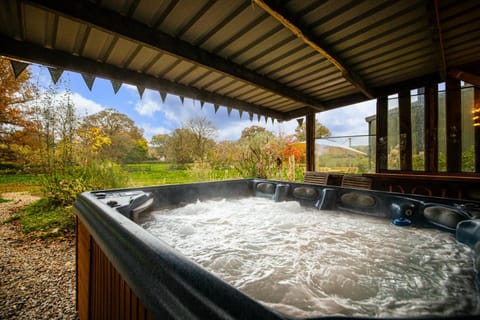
{"left": 1, "top": 0, "right": 479, "bottom": 120}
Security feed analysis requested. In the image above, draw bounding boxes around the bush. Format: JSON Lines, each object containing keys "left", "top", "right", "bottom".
{"left": 41, "top": 174, "right": 89, "bottom": 206}
{"left": 41, "top": 160, "right": 129, "bottom": 206}
{"left": 19, "top": 198, "right": 76, "bottom": 238}
{"left": 82, "top": 160, "right": 130, "bottom": 190}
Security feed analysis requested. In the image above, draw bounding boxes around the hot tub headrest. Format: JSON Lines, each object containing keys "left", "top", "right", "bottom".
{"left": 339, "top": 192, "right": 376, "bottom": 208}
{"left": 457, "top": 219, "right": 480, "bottom": 247}
{"left": 293, "top": 186, "right": 319, "bottom": 200}
{"left": 423, "top": 205, "right": 469, "bottom": 231}
{"left": 112, "top": 191, "right": 154, "bottom": 220}
{"left": 256, "top": 182, "right": 276, "bottom": 195}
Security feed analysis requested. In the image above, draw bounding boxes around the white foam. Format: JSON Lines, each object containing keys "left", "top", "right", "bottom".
{"left": 141, "top": 197, "right": 480, "bottom": 318}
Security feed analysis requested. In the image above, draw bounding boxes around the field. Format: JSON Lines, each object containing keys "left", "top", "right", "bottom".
{"left": 0, "top": 163, "right": 244, "bottom": 195}
{"left": 0, "top": 173, "right": 43, "bottom": 194}
{"left": 124, "top": 163, "right": 243, "bottom": 187}
{"left": 0, "top": 162, "right": 309, "bottom": 198}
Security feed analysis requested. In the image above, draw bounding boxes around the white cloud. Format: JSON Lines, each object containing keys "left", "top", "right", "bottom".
{"left": 317, "top": 100, "right": 376, "bottom": 137}
{"left": 139, "top": 123, "right": 170, "bottom": 141}
{"left": 135, "top": 91, "right": 162, "bottom": 116}
{"left": 163, "top": 97, "right": 205, "bottom": 124}
{"left": 123, "top": 83, "right": 139, "bottom": 93}
{"left": 28, "top": 65, "right": 52, "bottom": 88}
{"left": 70, "top": 92, "right": 104, "bottom": 116}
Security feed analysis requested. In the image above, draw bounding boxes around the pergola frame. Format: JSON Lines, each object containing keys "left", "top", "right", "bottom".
{"left": 1, "top": 0, "right": 479, "bottom": 194}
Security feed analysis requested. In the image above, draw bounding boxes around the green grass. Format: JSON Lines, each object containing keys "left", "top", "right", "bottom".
{"left": 0, "top": 173, "right": 42, "bottom": 193}
{"left": 17, "top": 198, "right": 76, "bottom": 239}
{"left": 124, "top": 163, "right": 242, "bottom": 186}
{"left": 0, "top": 163, "right": 243, "bottom": 240}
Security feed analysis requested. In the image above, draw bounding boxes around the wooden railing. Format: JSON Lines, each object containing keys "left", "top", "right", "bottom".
{"left": 363, "top": 173, "right": 480, "bottom": 200}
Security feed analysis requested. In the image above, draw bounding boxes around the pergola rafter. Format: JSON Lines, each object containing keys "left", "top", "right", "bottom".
{"left": 1, "top": 34, "right": 288, "bottom": 120}
{"left": 25, "top": 0, "right": 326, "bottom": 113}
{"left": 253, "top": 0, "right": 374, "bottom": 100}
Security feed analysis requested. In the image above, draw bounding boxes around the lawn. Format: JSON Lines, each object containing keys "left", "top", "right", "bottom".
{"left": 0, "top": 163, "right": 243, "bottom": 239}
{"left": 0, "top": 173, "right": 43, "bottom": 194}
{"left": 0, "top": 163, "right": 242, "bottom": 196}
{"left": 124, "top": 162, "right": 242, "bottom": 187}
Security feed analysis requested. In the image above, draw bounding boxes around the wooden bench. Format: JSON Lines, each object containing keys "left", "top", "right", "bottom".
{"left": 303, "top": 171, "right": 329, "bottom": 185}
{"left": 341, "top": 175, "right": 372, "bottom": 190}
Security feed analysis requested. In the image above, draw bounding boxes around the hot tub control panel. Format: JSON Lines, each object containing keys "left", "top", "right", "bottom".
{"left": 93, "top": 191, "right": 154, "bottom": 220}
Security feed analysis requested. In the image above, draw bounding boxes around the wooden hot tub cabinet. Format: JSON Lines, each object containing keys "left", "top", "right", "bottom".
{"left": 76, "top": 218, "right": 152, "bottom": 320}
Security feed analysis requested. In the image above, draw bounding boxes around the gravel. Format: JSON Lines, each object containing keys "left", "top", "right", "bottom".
{"left": 0, "top": 192, "right": 77, "bottom": 319}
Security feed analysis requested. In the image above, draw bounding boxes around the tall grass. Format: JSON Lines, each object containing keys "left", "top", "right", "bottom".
{"left": 124, "top": 162, "right": 242, "bottom": 186}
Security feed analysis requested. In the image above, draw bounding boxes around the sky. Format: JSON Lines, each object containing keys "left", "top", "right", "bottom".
{"left": 29, "top": 64, "right": 376, "bottom": 143}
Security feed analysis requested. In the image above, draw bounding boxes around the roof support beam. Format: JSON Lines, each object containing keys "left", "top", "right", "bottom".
{"left": 25, "top": 0, "right": 325, "bottom": 112}
{"left": 254, "top": 0, "right": 374, "bottom": 100}
{"left": 448, "top": 68, "right": 480, "bottom": 87}
{"left": 0, "top": 35, "right": 288, "bottom": 120}
{"left": 427, "top": 0, "right": 447, "bottom": 80}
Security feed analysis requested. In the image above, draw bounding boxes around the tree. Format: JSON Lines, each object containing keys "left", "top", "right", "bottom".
{"left": 78, "top": 108, "right": 148, "bottom": 164}
{"left": 150, "top": 134, "right": 170, "bottom": 160}
{"left": 31, "top": 85, "right": 77, "bottom": 174}
{"left": 294, "top": 119, "right": 330, "bottom": 141}
{"left": 159, "top": 117, "right": 217, "bottom": 165}
{"left": 0, "top": 57, "right": 38, "bottom": 167}
{"left": 232, "top": 125, "right": 285, "bottom": 178}
{"left": 184, "top": 117, "right": 217, "bottom": 162}
{"left": 240, "top": 125, "right": 267, "bottom": 139}
{"left": 212, "top": 140, "right": 237, "bottom": 169}
{"left": 165, "top": 128, "right": 196, "bottom": 164}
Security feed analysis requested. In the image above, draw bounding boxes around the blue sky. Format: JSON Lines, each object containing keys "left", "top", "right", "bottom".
{"left": 29, "top": 64, "right": 376, "bottom": 143}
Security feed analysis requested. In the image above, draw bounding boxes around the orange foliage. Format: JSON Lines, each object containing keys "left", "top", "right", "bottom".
{"left": 0, "top": 57, "right": 38, "bottom": 164}
{"left": 281, "top": 143, "right": 305, "bottom": 163}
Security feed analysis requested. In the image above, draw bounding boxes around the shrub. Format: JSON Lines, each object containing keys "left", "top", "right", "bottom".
{"left": 19, "top": 198, "right": 76, "bottom": 238}
{"left": 41, "top": 174, "right": 89, "bottom": 206}
{"left": 41, "top": 160, "right": 129, "bottom": 206}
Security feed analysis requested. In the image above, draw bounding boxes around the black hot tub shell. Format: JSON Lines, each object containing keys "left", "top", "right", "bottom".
{"left": 74, "top": 179, "right": 480, "bottom": 320}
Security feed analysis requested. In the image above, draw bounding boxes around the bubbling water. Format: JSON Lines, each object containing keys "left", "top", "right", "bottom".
{"left": 141, "top": 197, "right": 480, "bottom": 318}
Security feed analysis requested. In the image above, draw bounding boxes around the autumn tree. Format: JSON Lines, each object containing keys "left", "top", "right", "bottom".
{"left": 212, "top": 140, "right": 237, "bottom": 169}
{"left": 149, "top": 133, "right": 169, "bottom": 160}
{"left": 31, "top": 84, "right": 77, "bottom": 174}
{"left": 184, "top": 117, "right": 217, "bottom": 162}
{"left": 163, "top": 128, "right": 195, "bottom": 165}
{"left": 155, "top": 117, "right": 217, "bottom": 166}
{"left": 295, "top": 119, "right": 331, "bottom": 140}
{"left": 78, "top": 108, "right": 148, "bottom": 164}
{"left": 0, "top": 57, "right": 38, "bottom": 168}
{"left": 232, "top": 125, "right": 286, "bottom": 178}
{"left": 240, "top": 125, "right": 267, "bottom": 139}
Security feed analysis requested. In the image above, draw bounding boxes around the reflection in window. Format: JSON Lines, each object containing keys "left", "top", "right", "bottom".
{"left": 438, "top": 84, "right": 446, "bottom": 171}
{"left": 411, "top": 89, "right": 425, "bottom": 171}
{"left": 387, "top": 94, "right": 399, "bottom": 170}
{"left": 461, "top": 83, "right": 474, "bottom": 172}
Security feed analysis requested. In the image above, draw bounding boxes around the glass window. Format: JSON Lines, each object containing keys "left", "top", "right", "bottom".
{"left": 411, "top": 88, "right": 425, "bottom": 171}
{"left": 437, "top": 83, "right": 446, "bottom": 171}
{"left": 387, "top": 94, "right": 399, "bottom": 170}
{"left": 461, "top": 82, "right": 475, "bottom": 172}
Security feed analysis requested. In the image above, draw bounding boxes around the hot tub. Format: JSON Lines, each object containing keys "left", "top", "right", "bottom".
{"left": 74, "top": 179, "right": 480, "bottom": 319}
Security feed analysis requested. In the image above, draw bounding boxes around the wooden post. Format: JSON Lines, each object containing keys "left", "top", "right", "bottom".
{"left": 398, "top": 89, "right": 412, "bottom": 171}
{"left": 376, "top": 96, "right": 388, "bottom": 172}
{"left": 424, "top": 84, "right": 438, "bottom": 172}
{"left": 305, "top": 113, "right": 315, "bottom": 172}
{"left": 475, "top": 87, "right": 480, "bottom": 173}
{"left": 446, "top": 78, "right": 462, "bottom": 172}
